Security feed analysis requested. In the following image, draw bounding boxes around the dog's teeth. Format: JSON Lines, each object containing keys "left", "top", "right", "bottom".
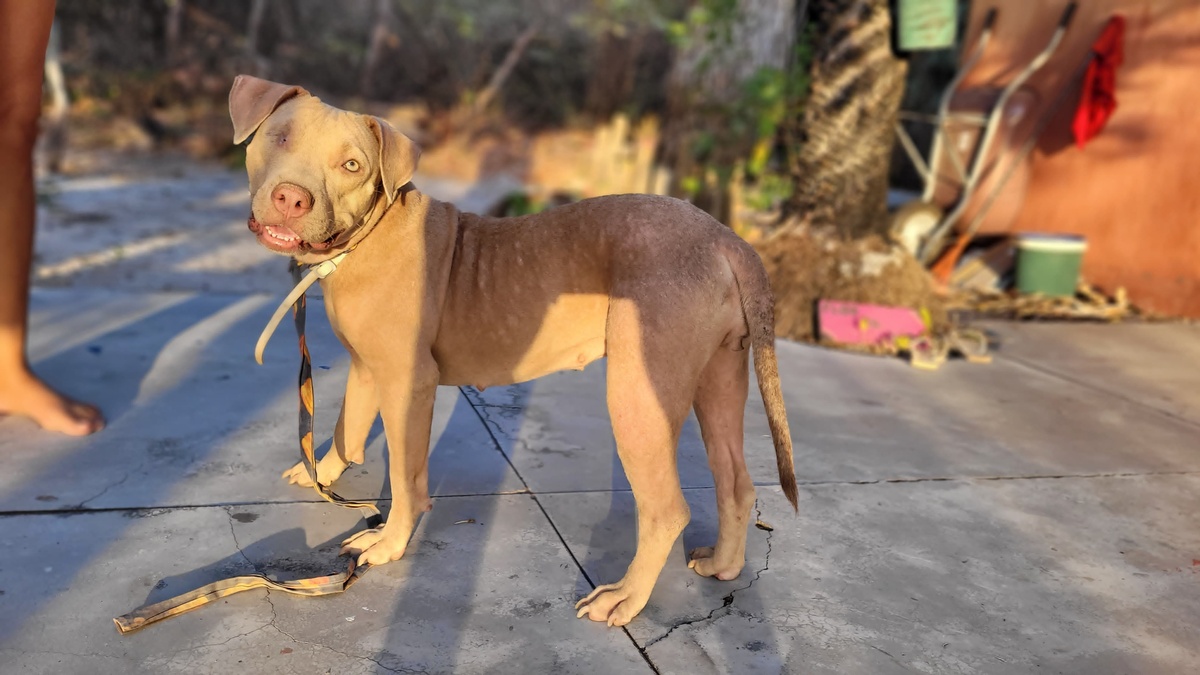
{"left": 266, "top": 225, "right": 299, "bottom": 242}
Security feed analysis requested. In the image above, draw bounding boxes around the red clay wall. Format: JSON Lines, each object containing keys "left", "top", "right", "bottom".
{"left": 952, "top": 0, "right": 1200, "bottom": 317}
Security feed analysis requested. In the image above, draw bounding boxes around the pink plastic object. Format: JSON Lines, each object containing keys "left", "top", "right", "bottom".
{"left": 817, "top": 300, "right": 926, "bottom": 346}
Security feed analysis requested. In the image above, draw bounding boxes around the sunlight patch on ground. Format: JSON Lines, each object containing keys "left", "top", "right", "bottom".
{"left": 34, "top": 232, "right": 189, "bottom": 283}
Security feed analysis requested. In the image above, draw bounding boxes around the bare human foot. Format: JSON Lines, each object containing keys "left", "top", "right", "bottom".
{"left": 0, "top": 3, "right": 97, "bottom": 437}
{"left": 0, "top": 367, "right": 104, "bottom": 436}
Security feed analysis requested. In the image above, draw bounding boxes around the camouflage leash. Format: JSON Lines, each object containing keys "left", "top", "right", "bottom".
{"left": 112, "top": 560, "right": 371, "bottom": 634}
{"left": 281, "top": 256, "right": 382, "bottom": 517}
{"left": 114, "top": 255, "right": 380, "bottom": 635}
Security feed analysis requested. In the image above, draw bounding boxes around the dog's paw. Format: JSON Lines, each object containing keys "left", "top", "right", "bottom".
{"left": 281, "top": 461, "right": 318, "bottom": 487}
{"left": 340, "top": 527, "right": 408, "bottom": 566}
{"left": 687, "top": 546, "right": 744, "bottom": 581}
{"left": 281, "top": 453, "right": 350, "bottom": 488}
{"left": 574, "top": 580, "right": 649, "bottom": 627}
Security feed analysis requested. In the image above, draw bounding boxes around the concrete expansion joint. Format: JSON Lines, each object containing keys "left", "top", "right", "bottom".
{"left": 459, "top": 386, "right": 665, "bottom": 674}
{"left": 459, "top": 382, "right": 777, "bottom": 667}
{"left": 643, "top": 499, "right": 773, "bottom": 650}
{"left": 802, "top": 469, "right": 1200, "bottom": 487}
{"left": 0, "top": 646, "right": 127, "bottom": 661}
{"left": 1002, "top": 354, "right": 1200, "bottom": 432}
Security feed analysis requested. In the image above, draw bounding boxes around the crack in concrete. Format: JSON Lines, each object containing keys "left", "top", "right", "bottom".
{"left": 869, "top": 644, "right": 914, "bottom": 672}
{"left": 132, "top": 517, "right": 277, "bottom": 662}
{"left": 644, "top": 500, "right": 774, "bottom": 650}
{"left": 74, "top": 466, "right": 138, "bottom": 509}
{"left": 461, "top": 384, "right": 527, "bottom": 410}
{"left": 224, "top": 506, "right": 259, "bottom": 571}
{"left": 163, "top": 622, "right": 273, "bottom": 656}
{"left": 222, "top": 514, "right": 407, "bottom": 671}
{"left": 264, "top": 592, "right": 428, "bottom": 674}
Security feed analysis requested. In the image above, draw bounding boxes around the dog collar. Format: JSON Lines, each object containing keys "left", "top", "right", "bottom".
{"left": 254, "top": 250, "right": 350, "bottom": 364}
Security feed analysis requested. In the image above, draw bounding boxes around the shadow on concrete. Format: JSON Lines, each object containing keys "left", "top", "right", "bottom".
{"left": 0, "top": 294, "right": 291, "bottom": 643}
{"left": 375, "top": 391, "right": 515, "bottom": 671}
{"left": 135, "top": 526, "right": 345, "bottom": 611}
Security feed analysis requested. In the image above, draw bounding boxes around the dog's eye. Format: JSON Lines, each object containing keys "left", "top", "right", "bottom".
{"left": 343, "top": 159, "right": 360, "bottom": 172}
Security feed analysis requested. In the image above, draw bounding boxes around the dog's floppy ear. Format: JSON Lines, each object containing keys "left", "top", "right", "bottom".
{"left": 229, "top": 74, "right": 309, "bottom": 144}
{"left": 366, "top": 116, "right": 421, "bottom": 205}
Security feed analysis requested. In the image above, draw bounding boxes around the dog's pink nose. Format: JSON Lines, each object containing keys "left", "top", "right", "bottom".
{"left": 271, "top": 184, "right": 312, "bottom": 218}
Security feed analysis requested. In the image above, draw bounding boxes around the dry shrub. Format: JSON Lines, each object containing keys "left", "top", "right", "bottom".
{"left": 755, "top": 220, "right": 947, "bottom": 342}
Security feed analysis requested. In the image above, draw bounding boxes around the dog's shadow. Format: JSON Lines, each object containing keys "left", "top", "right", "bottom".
{"left": 137, "top": 523, "right": 357, "bottom": 610}
{"left": 134, "top": 417, "right": 388, "bottom": 620}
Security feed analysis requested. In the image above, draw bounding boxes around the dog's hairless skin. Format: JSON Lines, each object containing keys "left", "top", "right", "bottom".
{"left": 230, "top": 74, "right": 798, "bottom": 627}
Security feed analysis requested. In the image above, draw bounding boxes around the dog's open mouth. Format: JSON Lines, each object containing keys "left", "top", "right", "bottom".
{"left": 248, "top": 215, "right": 304, "bottom": 253}
{"left": 248, "top": 215, "right": 341, "bottom": 253}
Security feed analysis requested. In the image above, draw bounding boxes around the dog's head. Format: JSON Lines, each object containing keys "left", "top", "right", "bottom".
{"left": 229, "top": 74, "right": 420, "bottom": 259}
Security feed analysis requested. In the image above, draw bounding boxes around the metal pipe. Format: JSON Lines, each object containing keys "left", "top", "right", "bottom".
{"left": 922, "top": 8, "right": 998, "bottom": 203}
{"left": 919, "top": 2, "right": 1078, "bottom": 265}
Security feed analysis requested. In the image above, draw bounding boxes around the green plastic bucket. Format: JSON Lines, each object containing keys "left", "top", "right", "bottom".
{"left": 1015, "top": 234, "right": 1087, "bottom": 297}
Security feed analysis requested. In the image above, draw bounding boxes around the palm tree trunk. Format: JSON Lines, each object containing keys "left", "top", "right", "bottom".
{"left": 782, "top": 0, "right": 907, "bottom": 238}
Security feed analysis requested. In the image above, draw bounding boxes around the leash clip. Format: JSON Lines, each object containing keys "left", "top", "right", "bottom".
{"left": 313, "top": 257, "right": 342, "bottom": 279}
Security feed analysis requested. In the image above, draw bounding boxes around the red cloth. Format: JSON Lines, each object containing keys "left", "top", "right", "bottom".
{"left": 1073, "top": 16, "right": 1126, "bottom": 149}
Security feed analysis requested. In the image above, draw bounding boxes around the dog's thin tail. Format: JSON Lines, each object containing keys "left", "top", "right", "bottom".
{"left": 726, "top": 240, "right": 799, "bottom": 512}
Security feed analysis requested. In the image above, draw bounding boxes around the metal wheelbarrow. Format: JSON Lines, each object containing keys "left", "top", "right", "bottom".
{"left": 890, "top": 3, "right": 1079, "bottom": 271}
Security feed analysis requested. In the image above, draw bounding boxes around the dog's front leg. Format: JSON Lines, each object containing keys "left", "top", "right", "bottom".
{"left": 283, "top": 356, "right": 378, "bottom": 488}
{"left": 340, "top": 356, "right": 438, "bottom": 566}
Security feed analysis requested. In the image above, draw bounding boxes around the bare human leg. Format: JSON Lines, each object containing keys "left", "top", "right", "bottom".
{"left": 0, "top": 0, "right": 104, "bottom": 435}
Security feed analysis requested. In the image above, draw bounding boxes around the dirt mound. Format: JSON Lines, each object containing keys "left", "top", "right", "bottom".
{"left": 754, "top": 223, "right": 947, "bottom": 342}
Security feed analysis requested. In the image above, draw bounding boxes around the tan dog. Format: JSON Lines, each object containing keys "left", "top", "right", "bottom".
{"left": 229, "top": 75, "right": 798, "bottom": 627}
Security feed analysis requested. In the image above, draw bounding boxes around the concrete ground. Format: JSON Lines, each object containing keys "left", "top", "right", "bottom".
{"left": 2, "top": 159, "right": 1199, "bottom": 674}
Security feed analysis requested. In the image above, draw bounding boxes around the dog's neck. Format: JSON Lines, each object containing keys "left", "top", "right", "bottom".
{"left": 291, "top": 182, "right": 418, "bottom": 267}
{"left": 254, "top": 183, "right": 422, "bottom": 361}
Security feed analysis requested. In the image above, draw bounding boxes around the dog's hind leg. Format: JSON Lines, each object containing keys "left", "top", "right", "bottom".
{"left": 575, "top": 299, "right": 699, "bottom": 627}
{"left": 688, "top": 345, "right": 756, "bottom": 580}
{"left": 283, "top": 356, "right": 378, "bottom": 487}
